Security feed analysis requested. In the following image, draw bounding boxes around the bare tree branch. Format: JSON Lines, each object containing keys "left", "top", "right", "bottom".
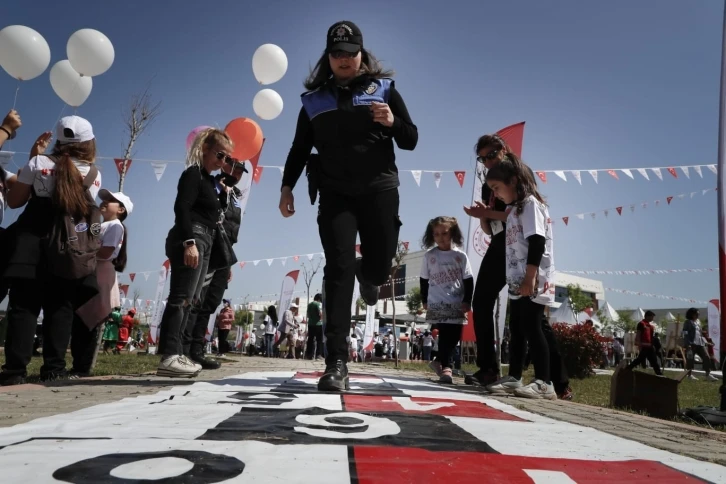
{"left": 390, "top": 241, "right": 409, "bottom": 368}
{"left": 301, "top": 258, "right": 324, "bottom": 307}
{"left": 118, "top": 79, "right": 162, "bottom": 191}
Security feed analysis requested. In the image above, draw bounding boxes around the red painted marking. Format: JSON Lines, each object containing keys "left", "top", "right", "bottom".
{"left": 353, "top": 447, "right": 707, "bottom": 483}
{"left": 343, "top": 395, "right": 526, "bottom": 421}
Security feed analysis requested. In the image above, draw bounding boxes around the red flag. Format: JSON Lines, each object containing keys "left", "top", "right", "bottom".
{"left": 129, "top": 273, "right": 136, "bottom": 282}
{"left": 163, "top": 259, "right": 171, "bottom": 271}
{"left": 562, "top": 217, "right": 569, "bottom": 226}
{"left": 287, "top": 269, "right": 300, "bottom": 283}
{"left": 608, "top": 170, "right": 619, "bottom": 180}
{"left": 248, "top": 138, "right": 265, "bottom": 171}
{"left": 454, "top": 171, "right": 466, "bottom": 187}
{"left": 667, "top": 167, "right": 678, "bottom": 178}
{"left": 253, "top": 166, "right": 264, "bottom": 184}
{"left": 667, "top": 196, "right": 674, "bottom": 205}
{"left": 239, "top": 261, "right": 245, "bottom": 269}
{"left": 536, "top": 171, "right": 547, "bottom": 183}
{"left": 402, "top": 241, "right": 410, "bottom": 250}
{"left": 114, "top": 159, "right": 131, "bottom": 175}
{"left": 293, "top": 255, "right": 300, "bottom": 262}
{"left": 355, "top": 244, "right": 361, "bottom": 255}
{"left": 616, "top": 207, "right": 623, "bottom": 215}
{"left": 119, "top": 284, "right": 129, "bottom": 299}
{"left": 495, "top": 122, "right": 525, "bottom": 157}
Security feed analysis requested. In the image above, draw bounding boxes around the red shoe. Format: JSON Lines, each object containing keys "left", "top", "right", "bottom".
{"left": 557, "top": 386, "right": 574, "bottom": 400}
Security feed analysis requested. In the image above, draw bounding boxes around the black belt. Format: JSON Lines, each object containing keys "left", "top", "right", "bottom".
{"left": 192, "top": 222, "right": 216, "bottom": 237}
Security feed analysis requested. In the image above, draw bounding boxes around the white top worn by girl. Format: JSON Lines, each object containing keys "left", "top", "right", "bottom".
{"left": 100, "top": 219, "right": 124, "bottom": 261}
{"left": 505, "top": 195, "right": 555, "bottom": 306}
{"left": 17, "top": 155, "right": 102, "bottom": 200}
{"left": 420, "top": 247, "right": 473, "bottom": 324}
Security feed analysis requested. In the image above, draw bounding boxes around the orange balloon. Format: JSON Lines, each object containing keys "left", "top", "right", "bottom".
{"left": 225, "top": 117, "right": 264, "bottom": 161}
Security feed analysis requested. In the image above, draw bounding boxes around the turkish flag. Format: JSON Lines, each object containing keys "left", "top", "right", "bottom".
{"left": 536, "top": 171, "right": 547, "bottom": 183}
{"left": 562, "top": 217, "right": 569, "bottom": 226}
{"left": 495, "top": 122, "right": 525, "bottom": 157}
{"left": 454, "top": 171, "right": 466, "bottom": 187}
{"left": 114, "top": 159, "right": 131, "bottom": 175}
{"left": 616, "top": 207, "right": 622, "bottom": 215}
{"left": 667, "top": 167, "right": 678, "bottom": 178}
{"left": 129, "top": 273, "right": 136, "bottom": 282}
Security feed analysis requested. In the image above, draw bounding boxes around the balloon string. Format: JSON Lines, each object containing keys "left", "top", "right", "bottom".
{"left": 11, "top": 83, "right": 20, "bottom": 110}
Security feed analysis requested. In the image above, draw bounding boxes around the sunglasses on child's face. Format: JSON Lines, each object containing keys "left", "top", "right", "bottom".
{"left": 477, "top": 150, "right": 500, "bottom": 164}
{"left": 216, "top": 151, "right": 233, "bottom": 164}
{"left": 224, "top": 157, "right": 247, "bottom": 173}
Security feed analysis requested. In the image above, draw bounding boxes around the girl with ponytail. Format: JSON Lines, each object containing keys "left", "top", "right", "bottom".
{"left": 0, "top": 116, "right": 103, "bottom": 386}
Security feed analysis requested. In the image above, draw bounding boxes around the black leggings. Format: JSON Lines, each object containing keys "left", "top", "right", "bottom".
{"left": 509, "top": 298, "right": 550, "bottom": 383}
{"left": 434, "top": 324, "right": 462, "bottom": 370}
{"left": 471, "top": 235, "right": 505, "bottom": 374}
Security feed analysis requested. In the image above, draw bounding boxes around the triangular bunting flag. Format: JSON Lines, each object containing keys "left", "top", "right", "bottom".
{"left": 621, "top": 169, "right": 634, "bottom": 179}
{"left": 277, "top": 166, "right": 284, "bottom": 176}
{"left": 293, "top": 255, "right": 300, "bottom": 262}
{"left": 708, "top": 164, "right": 717, "bottom": 174}
{"left": 588, "top": 170, "right": 598, "bottom": 183}
{"left": 536, "top": 171, "right": 547, "bottom": 183}
{"left": 571, "top": 170, "right": 582, "bottom": 185}
{"left": 666, "top": 196, "right": 673, "bottom": 205}
{"left": 655, "top": 200, "right": 661, "bottom": 206}
{"left": 667, "top": 167, "right": 678, "bottom": 178}
{"left": 454, "top": 171, "right": 466, "bottom": 187}
{"left": 411, "top": 170, "right": 422, "bottom": 186}
{"left": 553, "top": 170, "right": 567, "bottom": 182}
{"left": 239, "top": 261, "right": 246, "bottom": 269}
{"left": 307, "top": 254, "right": 314, "bottom": 260}
{"left": 637, "top": 168, "right": 649, "bottom": 180}
{"left": 135, "top": 298, "right": 142, "bottom": 307}
{"left": 114, "top": 159, "right": 132, "bottom": 175}
{"left": 590, "top": 213, "right": 596, "bottom": 219}
{"left": 355, "top": 244, "right": 361, "bottom": 255}
{"left": 607, "top": 170, "right": 619, "bottom": 180}
{"left": 679, "top": 166, "right": 690, "bottom": 178}
{"left": 703, "top": 189, "right": 711, "bottom": 195}
{"left": 693, "top": 165, "right": 703, "bottom": 178}
{"left": 562, "top": 216, "right": 569, "bottom": 226}
{"left": 678, "top": 194, "right": 685, "bottom": 199}
{"left": 642, "top": 202, "right": 647, "bottom": 209}
{"left": 129, "top": 273, "right": 136, "bottom": 282}
{"left": 615, "top": 207, "right": 622, "bottom": 215}
{"left": 576, "top": 214, "right": 584, "bottom": 220}
{"left": 253, "top": 260, "right": 260, "bottom": 266}
{"left": 253, "top": 166, "right": 264, "bottom": 184}
{"left": 651, "top": 168, "right": 663, "bottom": 180}
{"left": 690, "top": 191, "right": 697, "bottom": 198}
{"left": 281, "top": 258, "right": 287, "bottom": 266}
{"left": 603, "top": 209, "right": 609, "bottom": 217}
{"left": 266, "top": 259, "right": 274, "bottom": 266}
{"left": 150, "top": 162, "right": 167, "bottom": 181}
{"left": 402, "top": 241, "right": 410, "bottom": 250}
{"left": 0, "top": 151, "right": 14, "bottom": 169}
{"left": 433, "top": 172, "right": 442, "bottom": 188}
{"left": 143, "top": 273, "right": 150, "bottom": 281}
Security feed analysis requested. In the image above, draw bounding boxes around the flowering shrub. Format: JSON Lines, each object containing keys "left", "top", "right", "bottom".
{"left": 551, "top": 322, "right": 603, "bottom": 379}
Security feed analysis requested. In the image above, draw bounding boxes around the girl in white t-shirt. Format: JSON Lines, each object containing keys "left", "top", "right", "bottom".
{"left": 485, "top": 157, "right": 556, "bottom": 400}
{"left": 420, "top": 216, "right": 473, "bottom": 384}
{"left": 0, "top": 116, "right": 103, "bottom": 385}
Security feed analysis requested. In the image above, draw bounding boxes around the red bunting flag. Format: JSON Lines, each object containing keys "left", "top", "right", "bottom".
{"left": 129, "top": 273, "right": 136, "bottom": 282}
{"left": 163, "top": 259, "right": 171, "bottom": 271}
{"left": 355, "top": 244, "right": 361, "bottom": 255}
{"left": 253, "top": 166, "right": 264, "bottom": 184}
{"left": 536, "top": 171, "right": 547, "bottom": 183}
{"left": 146, "top": 299, "right": 151, "bottom": 306}
{"left": 616, "top": 207, "right": 622, "bottom": 215}
{"left": 562, "top": 217, "right": 569, "bottom": 226}
{"left": 119, "top": 284, "right": 129, "bottom": 299}
{"left": 239, "top": 262, "right": 245, "bottom": 269}
{"left": 114, "top": 159, "right": 132, "bottom": 175}
{"left": 667, "top": 167, "right": 678, "bottom": 178}
{"left": 667, "top": 196, "right": 674, "bottom": 205}
{"left": 403, "top": 241, "right": 410, "bottom": 250}
{"left": 293, "top": 255, "right": 300, "bottom": 262}
{"left": 608, "top": 170, "right": 619, "bottom": 180}
{"left": 454, "top": 171, "right": 466, "bottom": 187}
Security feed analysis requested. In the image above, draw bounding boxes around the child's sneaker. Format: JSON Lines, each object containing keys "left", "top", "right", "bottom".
{"left": 439, "top": 368, "right": 453, "bottom": 384}
{"left": 157, "top": 355, "right": 199, "bottom": 378}
{"left": 429, "top": 360, "right": 443, "bottom": 377}
{"left": 514, "top": 379, "right": 557, "bottom": 400}
{"left": 485, "top": 376, "right": 523, "bottom": 395}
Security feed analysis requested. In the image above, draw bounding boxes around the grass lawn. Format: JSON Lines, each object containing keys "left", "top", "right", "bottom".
{"left": 382, "top": 360, "right": 723, "bottom": 429}
{"left": 24, "top": 352, "right": 160, "bottom": 381}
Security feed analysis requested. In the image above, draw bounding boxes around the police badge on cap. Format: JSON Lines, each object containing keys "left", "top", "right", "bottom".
{"left": 326, "top": 21, "right": 363, "bottom": 53}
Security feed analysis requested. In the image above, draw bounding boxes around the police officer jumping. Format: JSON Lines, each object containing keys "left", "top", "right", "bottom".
{"left": 279, "top": 21, "right": 418, "bottom": 391}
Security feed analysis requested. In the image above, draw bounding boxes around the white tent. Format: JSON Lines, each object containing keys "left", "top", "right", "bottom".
{"left": 602, "top": 302, "right": 620, "bottom": 322}
{"left": 631, "top": 308, "right": 645, "bottom": 321}
{"left": 549, "top": 303, "right": 578, "bottom": 325}
{"left": 665, "top": 312, "right": 676, "bottom": 321}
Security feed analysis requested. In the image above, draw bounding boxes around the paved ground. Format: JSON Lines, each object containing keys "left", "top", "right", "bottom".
{"left": 1, "top": 356, "right": 725, "bottom": 469}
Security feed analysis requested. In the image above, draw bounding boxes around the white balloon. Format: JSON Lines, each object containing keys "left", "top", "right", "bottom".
{"left": 0, "top": 25, "right": 51, "bottom": 81}
{"left": 252, "top": 44, "right": 288, "bottom": 85}
{"left": 253, "top": 89, "right": 284, "bottom": 121}
{"left": 50, "top": 60, "right": 93, "bottom": 107}
{"left": 67, "top": 29, "right": 115, "bottom": 77}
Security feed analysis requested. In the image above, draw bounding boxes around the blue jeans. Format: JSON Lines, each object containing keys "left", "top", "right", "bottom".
{"left": 158, "top": 223, "right": 214, "bottom": 356}
{"left": 265, "top": 334, "right": 275, "bottom": 357}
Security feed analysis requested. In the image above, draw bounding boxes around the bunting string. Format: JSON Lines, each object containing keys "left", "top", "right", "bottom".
{"left": 561, "top": 268, "right": 718, "bottom": 276}
{"left": 603, "top": 288, "right": 708, "bottom": 305}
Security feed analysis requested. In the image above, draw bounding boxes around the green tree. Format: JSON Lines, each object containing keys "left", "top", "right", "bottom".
{"left": 566, "top": 284, "right": 593, "bottom": 315}
{"left": 234, "top": 309, "right": 254, "bottom": 328}
{"left": 614, "top": 310, "right": 638, "bottom": 334}
{"left": 355, "top": 297, "right": 366, "bottom": 311}
{"left": 405, "top": 287, "right": 423, "bottom": 315}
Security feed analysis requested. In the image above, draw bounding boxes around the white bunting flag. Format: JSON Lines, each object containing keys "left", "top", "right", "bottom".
{"left": 704, "top": 189, "right": 711, "bottom": 195}
{"left": 621, "top": 169, "right": 634, "bottom": 179}
{"left": 253, "top": 260, "right": 260, "bottom": 266}
{"left": 433, "top": 172, "right": 442, "bottom": 188}
{"left": 680, "top": 166, "right": 690, "bottom": 178}
{"left": 278, "top": 167, "right": 284, "bottom": 176}
{"left": 637, "top": 168, "right": 649, "bottom": 180}
{"left": 144, "top": 273, "right": 150, "bottom": 281}
{"left": 678, "top": 194, "right": 685, "bottom": 199}
{"left": 266, "top": 259, "right": 274, "bottom": 266}
{"left": 603, "top": 209, "right": 609, "bottom": 217}
{"left": 411, "top": 170, "right": 422, "bottom": 186}
{"left": 281, "top": 258, "right": 287, "bottom": 266}
{"left": 576, "top": 214, "right": 584, "bottom": 220}
{"left": 553, "top": 170, "right": 567, "bottom": 182}
{"left": 570, "top": 170, "right": 582, "bottom": 184}
{"left": 307, "top": 254, "right": 314, "bottom": 261}
{"left": 655, "top": 200, "right": 661, "bottom": 206}
{"left": 651, "top": 168, "right": 663, "bottom": 180}
{"left": 693, "top": 165, "right": 703, "bottom": 178}
{"left": 588, "top": 170, "right": 598, "bottom": 183}
{"left": 136, "top": 298, "right": 142, "bottom": 307}
{"left": 691, "top": 191, "right": 697, "bottom": 198}
{"left": 708, "top": 164, "right": 717, "bottom": 174}
{"left": 590, "top": 213, "right": 596, "bottom": 219}
{"left": 642, "top": 202, "right": 648, "bottom": 209}
{"left": 630, "top": 204, "right": 635, "bottom": 212}
{"left": 150, "top": 162, "right": 167, "bottom": 181}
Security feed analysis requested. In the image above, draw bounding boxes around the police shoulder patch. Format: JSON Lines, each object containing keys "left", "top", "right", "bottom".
{"left": 89, "top": 223, "right": 102, "bottom": 237}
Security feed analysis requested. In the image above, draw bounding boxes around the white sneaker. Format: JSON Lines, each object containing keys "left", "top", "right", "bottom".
{"left": 180, "top": 355, "right": 202, "bottom": 373}
{"left": 429, "top": 360, "right": 443, "bottom": 377}
{"left": 485, "top": 376, "right": 523, "bottom": 395}
{"left": 706, "top": 374, "right": 719, "bottom": 382}
{"left": 514, "top": 379, "right": 557, "bottom": 400}
{"left": 687, "top": 374, "right": 699, "bottom": 381}
{"left": 157, "top": 355, "right": 199, "bottom": 378}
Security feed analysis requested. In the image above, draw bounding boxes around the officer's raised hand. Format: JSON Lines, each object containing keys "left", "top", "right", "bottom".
{"left": 279, "top": 186, "right": 295, "bottom": 217}
{"left": 370, "top": 102, "right": 394, "bottom": 127}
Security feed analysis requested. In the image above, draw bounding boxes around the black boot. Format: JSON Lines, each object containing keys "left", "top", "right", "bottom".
{"left": 355, "top": 259, "right": 379, "bottom": 306}
{"left": 190, "top": 347, "right": 221, "bottom": 370}
{"left": 318, "top": 360, "right": 349, "bottom": 391}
